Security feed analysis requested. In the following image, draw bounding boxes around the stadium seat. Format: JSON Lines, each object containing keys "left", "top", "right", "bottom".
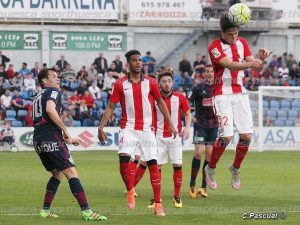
{"left": 267, "top": 110, "right": 277, "bottom": 119}
{"left": 67, "top": 91, "right": 73, "bottom": 98}
{"left": 288, "top": 110, "right": 298, "bottom": 119}
{"left": 270, "top": 100, "right": 280, "bottom": 109}
{"left": 2, "top": 81, "right": 10, "bottom": 90}
{"left": 94, "top": 120, "right": 100, "bottom": 126}
{"left": 17, "top": 110, "right": 28, "bottom": 119}
{"left": 6, "top": 110, "right": 17, "bottom": 120}
{"left": 280, "top": 100, "right": 291, "bottom": 110}
{"left": 25, "top": 100, "right": 33, "bottom": 105}
{"left": 101, "top": 92, "right": 108, "bottom": 101}
{"left": 286, "top": 119, "right": 295, "bottom": 126}
{"left": 292, "top": 100, "right": 300, "bottom": 109}
{"left": 12, "top": 120, "right": 22, "bottom": 127}
{"left": 277, "top": 110, "right": 288, "bottom": 119}
{"left": 70, "top": 82, "right": 80, "bottom": 90}
{"left": 95, "top": 100, "right": 103, "bottom": 110}
{"left": 116, "top": 103, "right": 121, "bottom": 109}
{"left": 19, "top": 92, "right": 29, "bottom": 100}
{"left": 115, "top": 109, "right": 122, "bottom": 119}
{"left": 72, "top": 120, "right": 81, "bottom": 127}
{"left": 263, "top": 100, "right": 269, "bottom": 110}
{"left": 82, "top": 118, "right": 94, "bottom": 127}
{"left": 274, "top": 119, "right": 285, "bottom": 126}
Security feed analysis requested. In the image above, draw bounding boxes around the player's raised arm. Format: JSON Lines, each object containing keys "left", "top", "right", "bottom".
{"left": 98, "top": 101, "right": 116, "bottom": 144}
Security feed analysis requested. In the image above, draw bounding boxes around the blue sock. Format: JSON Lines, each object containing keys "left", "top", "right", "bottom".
{"left": 68, "top": 178, "right": 89, "bottom": 211}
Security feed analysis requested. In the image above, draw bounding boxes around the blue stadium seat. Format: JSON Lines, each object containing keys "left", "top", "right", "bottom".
{"left": 292, "top": 100, "right": 300, "bottom": 109}
{"left": 95, "top": 100, "right": 103, "bottom": 110}
{"left": 72, "top": 120, "right": 81, "bottom": 127}
{"left": 274, "top": 119, "right": 285, "bottom": 126}
{"left": 289, "top": 110, "right": 298, "bottom": 119}
{"left": 115, "top": 109, "right": 122, "bottom": 119}
{"left": 25, "top": 100, "right": 33, "bottom": 105}
{"left": 67, "top": 91, "right": 73, "bottom": 98}
{"left": 12, "top": 120, "right": 22, "bottom": 127}
{"left": 263, "top": 100, "right": 269, "bottom": 110}
{"left": 270, "top": 100, "right": 280, "bottom": 109}
{"left": 94, "top": 120, "right": 100, "bottom": 126}
{"left": 286, "top": 119, "right": 295, "bottom": 126}
{"left": 17, "top": 110, "right": 28, "bottom": 118}
{"left": 280, "top": 100, "right": 291, "bottom": 110}
{"left": 277, "top": 110, "right": 288, "bottom": 119}
{"left": 2, "top": 81, "right": 10, "bottom": 90}
{"left": 19, "top": 92, "right": 29, "bottom": 100}
{"left": 101, "top": 92, "right": 108, "bottom": 101}
{"left": 82, "top": 118, "right": 94, "bottom": 127}
{"left": 70, "top": 82, "right": 80, "bottom": 90}
{"left": 116, "top": 103, "right": 121, "bottom": 109}
{"left": 6, "top": 110, "right": 16, "bottom": 120}
{"left": 267, "top": 110, "right": 277, "bottom": 119}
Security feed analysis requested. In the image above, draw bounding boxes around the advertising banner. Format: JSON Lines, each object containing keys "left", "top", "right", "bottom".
{"left": 0, "top": 31, "right": 41, "bottom": 50}
{"left": 50, "top": 32, "right": 126, "bottom": 51}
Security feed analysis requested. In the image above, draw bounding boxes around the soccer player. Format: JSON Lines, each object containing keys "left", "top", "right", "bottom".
{"left": 153, "top": 71, "right": 191, "bottom": 208}
{"left": 98, "top": 50, "right": 177, "bottom": 216}
{"left": 205, "top": 14, "right": 271, "bottom": 190}
{"left": 187, "top": 65, "right": 218, "bottom": 198}
{"left": 33, "top": 68, "right": 107, "bottom": 221}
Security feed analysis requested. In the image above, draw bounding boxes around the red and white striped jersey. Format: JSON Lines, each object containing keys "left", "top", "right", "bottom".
{"left": 109, "top": 75, "right": 161, "bottom": 131}
{"left": 154, "top": 91, "right": 190, "bottom": 138}
{"left": 208, "top": 37, "right": 252, "bottom": 96}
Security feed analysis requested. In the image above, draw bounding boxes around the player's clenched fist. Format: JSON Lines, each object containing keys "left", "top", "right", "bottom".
{"left": 98, "top": 128, "right": 107, "bottom": 145}
{"left": 250, "top": 58, "right": 263, "bottom": 70}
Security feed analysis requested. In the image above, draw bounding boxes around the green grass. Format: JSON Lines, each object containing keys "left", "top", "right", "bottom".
{"left": 0, "top": 151, "right": 299, "bottom": 225}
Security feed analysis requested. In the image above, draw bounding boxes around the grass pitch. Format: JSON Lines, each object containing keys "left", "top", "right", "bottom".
{"left": 0, "top": 150, "right": 299, "bottom": 225}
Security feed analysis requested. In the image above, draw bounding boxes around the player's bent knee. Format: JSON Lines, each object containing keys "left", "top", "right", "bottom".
{"left": 53, "top": 171, "right": 64, "bottom": 181}
{"left": 62, "top": 166, "right": 78, "bottom": 179}
{"left": 239, "top": 134, "right": 252, "bottom": 142}
{"left": 221, "top": 136, "right": 232, "bottom": 144}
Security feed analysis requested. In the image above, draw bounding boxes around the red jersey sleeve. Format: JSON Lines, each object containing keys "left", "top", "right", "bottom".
{"left": 239, "top": 37, "right": 252, "bottom": 59}
{"left": 109, "top": 81, "right": 122, "bottom": 103}
{"left": 208, "top": 41, "right": 227, "bottom": 64}
{"left": 180, "top": 94, "right": 190, "bottom": 113}
{"left": 150, "top": 78, "right": 162, "bottom": 100}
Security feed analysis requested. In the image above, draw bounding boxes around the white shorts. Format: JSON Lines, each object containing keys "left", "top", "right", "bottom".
{"left": 118, "top": 129, "right": 157, "bottom": 162}
{"left": 213, "top": 93, "right": 253, "bottom": 137}
{"left": 156, "top": 136, "right": 183, "bottom": 165}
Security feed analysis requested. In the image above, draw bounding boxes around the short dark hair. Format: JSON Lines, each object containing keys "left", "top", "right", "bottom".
{"left": 220, "top": 13, "right": 239, "bottom": 32}
{"left": 38, "top": 68, "right": 55, "bottom": 86}
{"left": 125, "top": 49, "right": 141, "bottom": 62}
{"left": 205, "top": 64, "right": 213, "bottom": 68}
{"left": 157, "top": 71, "right": 173, "bottom": 82}
{"left": 22, "top": 62, "right": 27, "bottom": 67}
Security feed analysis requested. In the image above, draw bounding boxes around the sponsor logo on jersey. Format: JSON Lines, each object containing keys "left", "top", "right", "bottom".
{"left": 211, "top": 48, "right": 221, "bottom": 59}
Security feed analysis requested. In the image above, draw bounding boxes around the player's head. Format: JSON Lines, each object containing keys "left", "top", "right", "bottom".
{"left": 157, "top": 71, "right": 173, "bottom": 95}
{"left": 38, "top": 68, "right": 60, "bottom": 89}
{"left": 125, "top": 49, "right": 142, "bottom": 74}
{"left": 220, "top": 13, "right": 239, "bottom": 44}
{"left": 203, "top": 64, "right": 214, "bottom": 84}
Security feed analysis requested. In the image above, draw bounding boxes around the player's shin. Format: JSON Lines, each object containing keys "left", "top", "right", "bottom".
{"left": 43, "top": 177, "right": 60, "bottom": 210}
{"left": 134, "top": 164, "right": 147, "bottom": 187}
{"left": 173, "top": 166, "right": 183, "bottom": 198}
{"left": 119, "top": 155, "right": 133, "bottom": 190}
{"left": 233, "top": 139, "right": 250, "bottom": 169}
{"left": 208, "top": 138, "right": 228, "bottom": 169}
{"left": 147, "top": 159, "right": 161, "bottom": 203}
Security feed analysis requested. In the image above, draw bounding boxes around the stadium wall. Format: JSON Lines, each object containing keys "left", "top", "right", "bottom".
{"left": 5, "top": 127, "right": 299, "bottom": 152}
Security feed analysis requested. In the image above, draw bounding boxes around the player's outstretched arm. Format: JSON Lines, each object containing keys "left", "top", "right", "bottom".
{"left": 183, "top": 110, "right": 192, "bottom": 140}
{"left": 98, "top": 101, "right": 116, "bottom": 144}
{"left": 219, "top": 56, "right": 262, "bottom": 71}
{"left": 46, "top": 101, "right": 81, "bottom": 145}
{"left": 156, "top": 97, "right": 177, "bottom": 137}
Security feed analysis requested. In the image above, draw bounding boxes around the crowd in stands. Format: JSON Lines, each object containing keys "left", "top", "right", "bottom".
{"left": 0, "top": 50, "right": 299, "bottom": 128}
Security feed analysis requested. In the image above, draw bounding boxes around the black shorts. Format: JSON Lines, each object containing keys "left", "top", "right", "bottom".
{"left": 193, "top": 125, "right": 218, "bottom": 145}
{"left": 33, "top": 130, "right": 75, "bottom": 172}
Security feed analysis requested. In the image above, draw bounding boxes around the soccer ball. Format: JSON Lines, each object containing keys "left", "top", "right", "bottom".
{"left": 228, "top": 3, "right": 251, "bottom": 26}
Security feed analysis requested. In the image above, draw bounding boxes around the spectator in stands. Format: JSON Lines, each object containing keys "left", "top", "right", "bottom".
{"left": 0, "top": 50, "right": 10, "bottom": 69}
{"left": 245, "top": 75, "right": 259, "bottom": 91}
{"left": 96, "top": 74, "right": 104, "bottom": 90}
{"left": 264, "top": 116, "right": 273, "bottom": 127}
{"left": 6, "top": 64, "right": 15, "bottom": 80}
{"left": 107, "top": 113, "right": 119, "bottom": 127}
{"left": 88, "top": 81, "right": 101, "bottom": 99}
{"left": 142, "top": 51, "right": 156, "bottom": 73}
{"left": 193, "top": 53, "right": 205, "bottom": 74}
{"left": 25, "top": 104, "right": 33, "bottom": 127}
{"left": 11, "top": 73, "right": 24, "bottom": 91}
{"left": 77, "top": 80, "right": 88, "bottom": 96}
{"left": 18, "top": 62, "right": 30, "bottom": 77}
{"left": 259, "top": 76, "right": 270, "bottom": 86}
{"left": 112, "top": 54, "right": 123, "bottom": 73}
{"left": 177, "top": 86, "right": 186, "bottom": 97}
{"left": 269, "top": 55, "right": 278, "bottom": 69}
{"left": 142, "top": 64, "right": 149, "bottom": 76}
{"left": 24, "top": 73, "right": 36, "bottom": 97}
{"left": 289, "top": 63, "right": 300, "bottom": 84}
{"left": 69, "top": 90, "right": 81, "bottom": 106}
{"left": 1, "top": 121, "right": 15, "bottom": 146}
{"left": 0, "top": 64, "right": 6, "bottom": 85}
{"left": 12, "top": 90, "right": 26, "bottom": 112}
{"left": 56, "top": 54, "right": 68, "bottom": 72}
{"left": 61, "top": 89, "right": 69, "bottom": 106}
{"left": 81, "top": 90, "right": 94, "bottom": 108}
{"left": 79, "top": 100, "right": 90, "bottom": 119}
{"left": 179, "top": 54, "right": 192, "bottom": 75}
{"left": 259, "top": 63, "right": 271, "bottom": 79}
{"left": 278, "top": 62, "right": 289, "bottom": 79}
{"left": 201, "top": 0, "right": 213, "bottom": 21}
{"left": 108, "top": 62, "right": 120, "bottom": 80}
{"left": 87, "top": 63, "right": 98, "bottom": 82}
{"left": 42, "top": 63, "right": 47, "bottom": 69}
{"left": 164, "top": 64, "right": 173, "bottom": 73}
{"left": 286, "top": 53, "right": 297, "bottom": 71}
{"left": 0, "top": 89, "right": 12, "bottom": 111}
{"left": 31, "top": 62, "right": 40, "bottom": 78}
{"left": 77, "top": 66, "right": 88, "bottom": 82}
{"left": 93, "top": 53, "right": 108, "bottom": 75}
{"left": 64, "top": 99, "right": 77, "bottom": 118}
{"left": 181, "top": 71, "right": 193, "bottom": 92}
{"left": 61, "top": 63, "right": 76, "bottom": 83}
{"left": 62, "top": 109, "right": 73, "bottom": 127}
{"left": 103, "top": 71, "right": 116, "bottom": 91}
{"left": 272, "top": 65, "right": 280, "bottom": 78}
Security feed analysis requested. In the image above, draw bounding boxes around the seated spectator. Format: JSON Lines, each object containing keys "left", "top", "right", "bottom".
{"left": 87, "top": 63, "right": 98, "bottom": 83}
{"left": 142, "top": 51, "right": 156, "bottom": 73}
{"left": 79, "top": 101, "right": 90, "bottom": 119}
{"left": 259, "top": 63, "right": 271, "bottom": 79}
{"left": 112, "top": 54, "right": 123, "bottom": 73}
{"left": 142, "top": 64, "right": 149, "bottom": 76}
{"left": 0, "top": 89, "right": 12, "bottom": 111}
{"left": 245, "top": 75, "right": 259, "bottom": 91}
{"left": 77, "top": 66, "right": 88, "bottom": 82}
{"left": 31, "top": 62, "right": 40, "bottom": 78}
{"left": 12, "top": 90, "right": 26, "bottom": 112}
{"left": 107, "top": 113, "right": 119, "bottom": 127}
{"left": 61, "top": 89, "right": 69, "bottom": 106}
{"left": 56, "top": 54, "right": 68, "bottom": 72}
{"left": 62, "top": 110, "right": 73, "bottom": 127}
{"left": 1, "top": 121, "right": 15, "bottom": 146}
{"left": 81, "top": 90, "right": 94, "bottom": 108}
{"left": 93, "top": 52, "right": 108, "bottom": 75}
{"left": 181, "top": 71, "right": 193, "bottom": 92}
{"left": 103, "top": 71, "right": 116, "bottom": 91}
{"left": 69, "top": 90, "right": 81, "bottom": 105}
{"left": 61, "top": 63, "right": 76, "bottom": 82}
{"left": 18, "top": 62, "right": 31, "bottom": 77}
{"left": 6, "top": 64, "right": 15, "bottom": 80}
{"left": 0, "top": 64, "right": 6, "bottom": 85}
{"left": 289, "top": 63, "right": 300, "bottom": 81}
{"left": 88, "top": 81, "right": 101, "bottom": 99}
{"left": 25, "top": 104, "right": 33, "bottom": 127}
{"left": 11, "top": 73, "right": 24, "bottom": 91}
{"left": 179, "top": 54, "right": 192, "bottom": 75}
{"left": 96, "top": 74, "right": 104, "bottom": 90}
{"left": 286, "top": 53, "right": 297, "bottom": 70}
{"left": 259, "top": 76, "right": 270, "bottom": 86}
{"left": 24, "top": 73, "right": 36, "bottom": 97}
{"left": 272, "top": 65, "right": 280, "bottom": 78}
{"left": 177, "top": 86, "right": 186, "bottom": 97}
{"left": 108, "top": 62, "right": 120, "bottom": 79}
{"left": 77, "top": 80, "right": 88, "bottom": 96}
{"left": 264, "top": 116, "right": 273, "bottom": 127}
{"left": 64, "top": 99, "right": 77, "bottom": 118}
{"left": 269, "top": 54, "right": 278, "bottom": 69}
{"left": 193, "top": 53, "right": 206, "bottom": 74}
{"left": 278, "top": 62, "right": 289, "bottom": 79}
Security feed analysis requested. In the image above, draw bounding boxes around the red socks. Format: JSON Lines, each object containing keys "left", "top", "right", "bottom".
{"left": 134, "top": 164, "right": 147, "bottom": 187}
{"left": 209, "top": 139, "right": 227, "bottom": 169}
{"left": 173, "top": 167, "right": 182, "bottom": 198}
{"left": 148, "top": 163, "right": 161, "bottom": 203}
{"left": 233, "top": 140, "right": 250, "bottom": 169}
